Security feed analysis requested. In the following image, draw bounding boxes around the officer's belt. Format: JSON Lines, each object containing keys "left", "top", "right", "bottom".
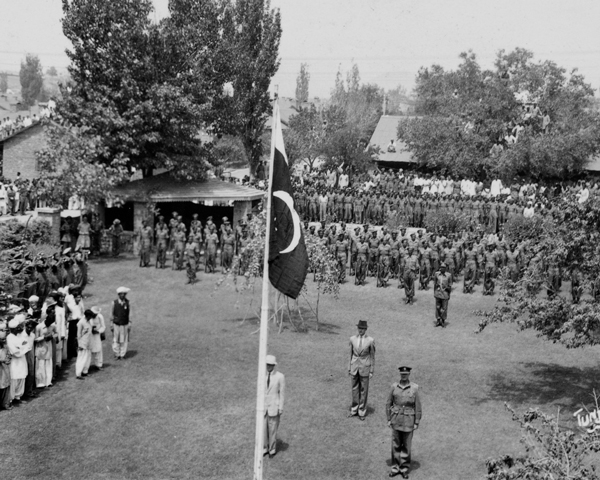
{"left": 391, "top": 406, "right": 416, "bottom": 415}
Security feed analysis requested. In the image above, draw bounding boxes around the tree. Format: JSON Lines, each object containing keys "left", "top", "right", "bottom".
{"left": 226, "top": 0, "right": 281, "bottom": 176}
{"left": 35, "top": 120, "right": 129, "bottom": 207}
{"left": 295, "top": 63, "right": 310, "bottom": 104}
{"left": 46, "top": 66, "right": 58, "bottom": 76}
{"left": 0, "top": 72, "right": 7, "bottom": 94}
{"left": 319, "top": 64, "right": 383, "bottom": 175}
{"left": 20, "top": 53, "right": 43, "bottom": 107}
{"left": 58, "top": 0, "right": 218, "bottom": 180}
{"left": 284, "top": 104, "right": 324, "bottom": 171}
{"left": 476, "top": 193, "right": 600, "bottom": 348}
{"left": 385, "top": 83, "right": 412, "bottom": 115}
{"left": 398, "top": 49, "right": 600, "bottom": 181}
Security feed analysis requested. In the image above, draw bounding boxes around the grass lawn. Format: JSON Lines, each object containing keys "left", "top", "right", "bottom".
{"left": 1, "top": 255, "right": 598, "bottom": 480}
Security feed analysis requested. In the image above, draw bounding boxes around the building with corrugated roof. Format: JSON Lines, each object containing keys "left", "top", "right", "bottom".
{"left": 368, "top": 115, "right": 417, "bottom": 169}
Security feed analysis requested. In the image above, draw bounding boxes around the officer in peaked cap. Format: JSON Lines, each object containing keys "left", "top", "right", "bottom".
{"left": 386, "top": 366, "right": 422, "bottom": 478}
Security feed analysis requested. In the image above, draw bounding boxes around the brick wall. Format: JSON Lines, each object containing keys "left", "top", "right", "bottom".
{"left": 1, "top": 123, "right": 45, "bottom": 181}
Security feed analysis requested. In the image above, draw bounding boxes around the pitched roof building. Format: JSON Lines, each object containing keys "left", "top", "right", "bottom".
{"left": 368, "top": 115, "right": 417, "bottom": 168}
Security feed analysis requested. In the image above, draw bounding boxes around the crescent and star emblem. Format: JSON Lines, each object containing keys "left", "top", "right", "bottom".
{"left": 273, "top": 190, "right": 301, "bottom": 254}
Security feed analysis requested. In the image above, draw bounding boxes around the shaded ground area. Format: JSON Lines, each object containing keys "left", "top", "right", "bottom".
{"left": 1, "top": 255, "right": 598, "bottom": 479}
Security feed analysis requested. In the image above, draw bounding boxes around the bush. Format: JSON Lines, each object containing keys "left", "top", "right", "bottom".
{"left": 0, "top": 218, "right": 54, "bottom": 248}
{"left": 423, "top": 210, "right": 479, "bottom": 236}
{"left": 502, "top": 215, "right": 546, "bottom": 244}
{"left": 486, "top": 403, "right": 600, "bottom": 480}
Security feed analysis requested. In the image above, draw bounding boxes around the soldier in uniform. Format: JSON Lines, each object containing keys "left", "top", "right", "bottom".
{"left": 367, "top": 230, "right": 380, "bottom": 277}
{"left": 377, "top": 238, "right": 392, "bottom": 288}
{"left": 204, "top": 225, "right": 219, "bottom": 273}
{"left": 155, "top": 217, "right": 169, "bottom": 269}
{"left": 403, "top": 247, "right": 419, "bottom": 304}
{"left": 355, "top": 235, "right": 369, "bottom": 286}
{"left": 349, "top": 227, "right": 361, "bottom": 276}
{"left": 137, "top": 220, "right": 153, "bottom": 268}
{"left": 184, "top": 237, "right": 198, "bottom": 284}
{"left": 348, "top": 320, "right": 375, "bottom": 420}
{"left": 505, "top": 243, "right": 521, "bottom": 283}
{"left": 433, "top": 262, "right": 452, "bottom": 327}
{"left": 221, "top": 227, "right": 236, "bottom": 272}
{"left": 418, "top": 240, "right": 431, "bottom": 290}
{"left": 390, "top": 231, "right": 401, "bottom": 279}
{"left": 483, "top": 244, "right": 499, "bottom": 295}
{"left": 335, "top": 233, "right": 349, "bottom": 283}
{"left": 189, "top": 224, "right": 203, "bottom": 269}
{"left": 463, "top": 241, "right": 478, "bottom": 293}
{"left": 171, "top": 225, "right": 186, "bottom": 271}
{"left": 386, "top": 366, "right": 422, "bottom": 478}
{"left": 354, "top": 193, "right": 365, "bottom": 224}
{"left": 190, "top": 213, "right": 202, "bottom": 233}
{"left": 168, "top": 212, "right": 179, "bottom": 252}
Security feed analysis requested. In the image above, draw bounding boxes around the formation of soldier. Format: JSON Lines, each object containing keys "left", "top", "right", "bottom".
{"left": 305, "top": 219, "right": 586, "bottom": 309}
{"left": 136, "top": 211, "right": 254, "bottom": 284}
{"left": 292, "top": 167, "right": 595, "bottom": 229}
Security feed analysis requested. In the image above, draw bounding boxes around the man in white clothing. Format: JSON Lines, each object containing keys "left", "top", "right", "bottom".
{"left": 6, "top": 316, "right": 29, "bottom": 402}
{"left": 76, "top": 309, "right": 95, "bottom": 379}
{"left": 264, "top": 354, "right": 285, "bottom": 458}
{"left": 89, "top": 306, "right": 106, "bottom": 369}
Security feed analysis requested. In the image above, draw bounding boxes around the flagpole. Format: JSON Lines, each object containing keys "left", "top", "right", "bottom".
{"left": 253, "top": 97, "right": 279, "bottom": 480}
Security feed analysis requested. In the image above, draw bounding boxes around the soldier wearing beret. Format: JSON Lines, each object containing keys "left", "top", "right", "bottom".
{"left": 386, "top": 366, "right": 422, "bottom": 478}
{"left": 348, "top": 320, "right": 375, "bottom": 420}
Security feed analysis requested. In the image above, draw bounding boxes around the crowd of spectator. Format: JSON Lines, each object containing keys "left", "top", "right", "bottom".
{"left": 0, "top": 246, "right": 100, "bottom": 411}
{"left": 0, "top": 100, "right": 54, "bottom": 141}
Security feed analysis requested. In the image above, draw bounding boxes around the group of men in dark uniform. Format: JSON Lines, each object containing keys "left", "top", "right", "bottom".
{"left": 294, "top": 180, "right": 554, "bottom": 233}
{"left": 136, "top": 211, "right": 254, "bottom": 284}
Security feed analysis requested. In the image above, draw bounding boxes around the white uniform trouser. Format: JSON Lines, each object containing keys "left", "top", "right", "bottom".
{"left": 91, "top": 349, "right": 103, "bottom": 368}
{"left": 36, "top": 358, "right": 53, "bottom": 387}
{"left": 112, "top": 325, "right": 129, "bottom": 358}
{"left": 75, "top": 348, "right": 91, "bottom": 376}
{"left": 11, "top": 378, "right": 25, "bottom": 400}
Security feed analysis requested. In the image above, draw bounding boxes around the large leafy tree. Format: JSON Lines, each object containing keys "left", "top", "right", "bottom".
{"left": 20, "top": 54, "right": 44, "bottom": 107}
{"left": 58, "top": 0, "right": 217, "bottom": 180}
{"left": 398, "top": 49, "right": 600, "bottom": 180}
{"left": 230, "top": 0, "right": 281, "bottom": 176}
{"left": 36, "top": 121, "right": 130, "bottom": 207}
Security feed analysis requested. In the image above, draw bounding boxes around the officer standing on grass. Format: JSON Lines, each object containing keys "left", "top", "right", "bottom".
{"left": 386, "top": 366, "right": 422, "bottom": 479}
{"left": 433, "top": 262, "right": 452, "bottom": 327}
{"left": 348, "top": 320, "right": 375, "bottom": 420}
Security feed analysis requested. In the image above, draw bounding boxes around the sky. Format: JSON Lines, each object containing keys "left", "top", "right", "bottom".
{"left": 1, "top": 0, "right": 599, "bottom": 98}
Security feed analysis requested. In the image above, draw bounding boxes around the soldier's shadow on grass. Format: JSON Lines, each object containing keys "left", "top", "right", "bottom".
{"left": 478, "top": 362, "right": 600, "bottom": 408}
